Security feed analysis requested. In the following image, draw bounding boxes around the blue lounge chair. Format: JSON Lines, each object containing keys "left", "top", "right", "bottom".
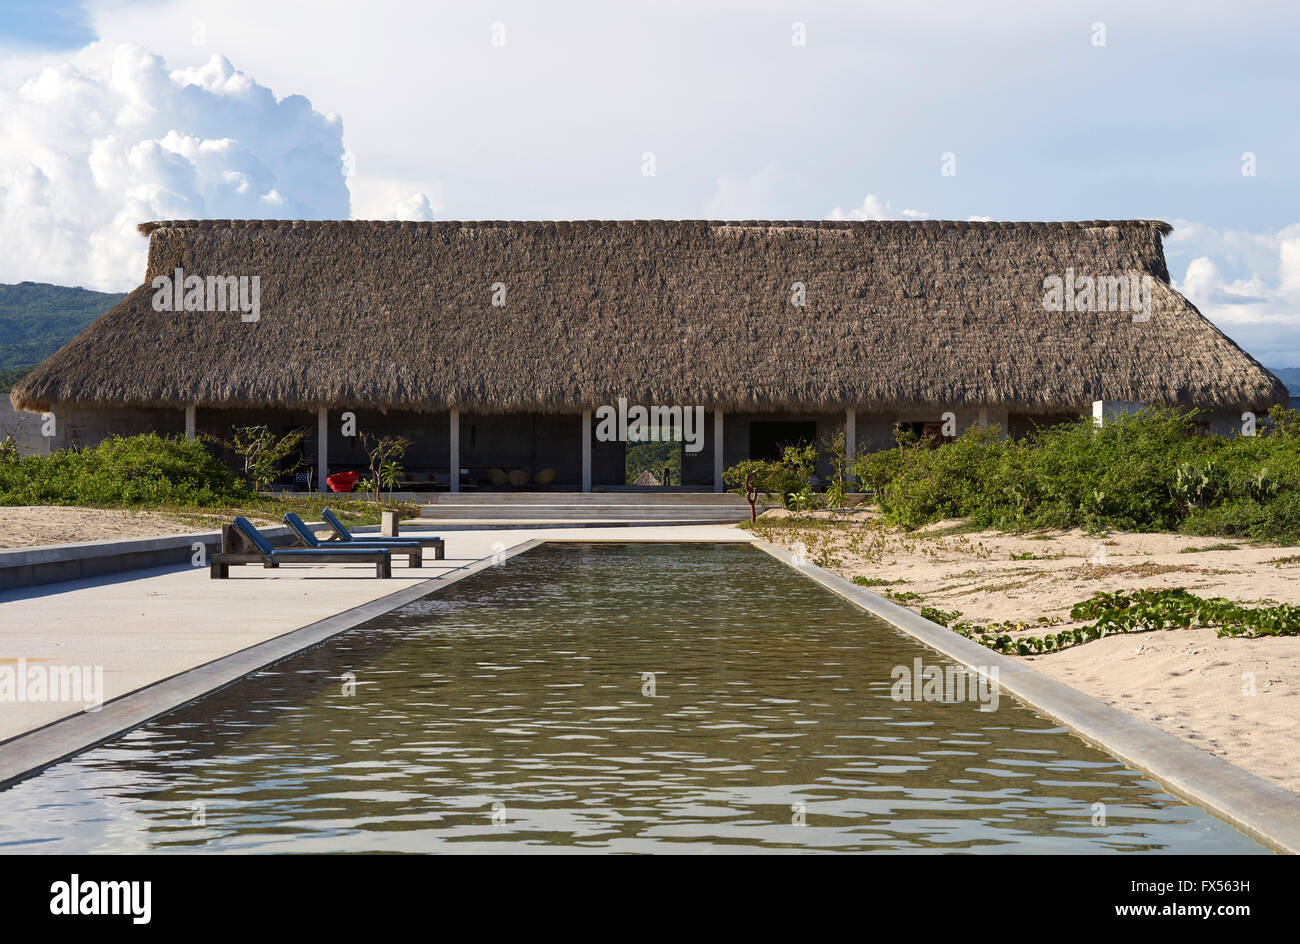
{"left": 210, "top": 516, "right": 393, "bottom": 579}
{"left": 321, "top": 507, "right": 445, "bottom": 559}
{"left": 282, "top": 512, "right": 423, "bottom": 567}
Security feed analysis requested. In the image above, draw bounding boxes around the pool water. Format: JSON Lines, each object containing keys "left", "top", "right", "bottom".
{"left": 0, "top": 543, "right": 1268, "bottom": 853}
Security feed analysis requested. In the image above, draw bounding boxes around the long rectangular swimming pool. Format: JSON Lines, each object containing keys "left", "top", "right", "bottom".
{"left": 0, "top": 543, "right": 1269, "bottom": 852}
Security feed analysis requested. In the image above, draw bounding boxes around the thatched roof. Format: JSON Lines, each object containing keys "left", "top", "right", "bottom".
{"left": 12, "top": 219, "right": 1288, "bottom": 414}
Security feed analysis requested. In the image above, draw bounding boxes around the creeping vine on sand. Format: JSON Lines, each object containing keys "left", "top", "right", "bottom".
{"left": 929, "top": 589, "right": 1300, "bottom": 656}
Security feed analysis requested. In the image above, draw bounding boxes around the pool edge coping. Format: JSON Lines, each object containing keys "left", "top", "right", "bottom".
{"left": 751, "top": 539, "right": 1300, "bottom": 855}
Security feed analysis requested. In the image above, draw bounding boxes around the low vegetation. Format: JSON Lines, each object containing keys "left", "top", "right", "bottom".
{"left": 0, "top": 432, "right": 415, "bottom": 526}
{"left": 205, "top": 425, "right": 307, "bottom": 492}
{"left": 853, "top": 406, "right": 1300, "bottom": 544}
{"left": 725, "top": 438, "right": 853, "bottom": 519}
{"left": 724, "top": 407, "right": 1300, "bottom": 543}
{"left": 924, "top": 588, "right": 1300, "bottom": 655}
{"left": 1, "top": 433, "right": 248, "bottom": 507}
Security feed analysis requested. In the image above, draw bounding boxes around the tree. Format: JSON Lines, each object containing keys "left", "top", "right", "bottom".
{"left": 359, "top": 433, "right": 410, "bottom": 506}
{"left": 724, "top": 458, "right": 778, "bottom": 522}
{"left": 821, "top": 430, "right": 851, "bottom": 510}
{"left": 213, "top": 425, "right": 305, "bottom": 492}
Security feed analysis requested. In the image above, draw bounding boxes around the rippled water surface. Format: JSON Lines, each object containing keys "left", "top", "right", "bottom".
{"left": 0, "top": 543, "right": 1268, "bottom": 853}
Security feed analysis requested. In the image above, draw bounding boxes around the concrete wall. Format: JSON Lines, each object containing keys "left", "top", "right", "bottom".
{"left": 0, "top": 399, "right": 46, "bottom": 456}
{"left": 460, "top": 412, "right": 584, "bottom": 487}
{"left": 324, "top": 409, "right": 448, "bottom": 485}
{"left": 0, "top": 523, "right": 297, "bottom": 591}
{"left": 1206, "top": 408, "right": 1251, "bottom": 437}
{"left": 44, "top": 404, "right": 186, "bottom": 452}
{"left": 677, "top": 412, "right": 717, "bottom": 487}
{"left": 591, "top": 428, "right": 624, "bottom": 487}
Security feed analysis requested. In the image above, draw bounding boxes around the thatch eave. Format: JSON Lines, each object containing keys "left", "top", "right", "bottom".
{"left": 11, "top": 218, "right": 1287, "bottom": 417}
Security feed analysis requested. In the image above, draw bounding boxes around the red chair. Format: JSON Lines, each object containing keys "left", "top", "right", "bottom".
{"left": 326, "top": 470, "right": 360, "bottom": 493}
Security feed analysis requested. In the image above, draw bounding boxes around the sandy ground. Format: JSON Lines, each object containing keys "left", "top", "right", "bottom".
{"left": 0, "top": 506, "right": 286, "bottom": 548}
{"left": 751, "top": 508, "right": 1300, "bottom": 794}
{"left": 0, "top": 506, "right": 202, "bottom": 548}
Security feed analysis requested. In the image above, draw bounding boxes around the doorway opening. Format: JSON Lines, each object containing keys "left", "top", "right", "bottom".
{"left": 625, "top": 438, "right": 684, "bottom": 486}
{"left": 749, "top": 420, "right": 817, "bottom": 461}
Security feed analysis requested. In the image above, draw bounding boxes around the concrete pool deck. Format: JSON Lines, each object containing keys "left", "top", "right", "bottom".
{"left": 0, "top": 524, "right": 749, "bottom": 746}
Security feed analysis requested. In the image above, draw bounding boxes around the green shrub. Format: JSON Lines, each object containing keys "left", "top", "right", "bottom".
{"left": 770, "top": 443, "right": 818, "bottom": 507}
{"left": 0, "top": 433, "right": 253, "bottom": 507}
{"left": 852, "top": 406, "right": 1300, "bottom": 543}
{"left": 724, "top": 442, "right": 822, "bottom": 513}
{"left": 860, "top": 426, "right": 1005, "bottom": 528}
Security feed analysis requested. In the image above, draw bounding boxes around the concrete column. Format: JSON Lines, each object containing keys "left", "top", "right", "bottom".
{"left": 317, "top": 407, "right": 328, "bottom": 493}
{"left": 184, "top": 405, "right": 196, "bottom": 442}
{"left": 581, "top": 409, "right": 592, "bottom": 493}
{"left": 1093, "top": 400, "right": 1145, "bottom": 427}
{"left": 844, "top": 407, "right": 856, "bottom": 486}
{"left": 713, "top": 409, "right": 725, "bottom": 493}
{"left": 449, "top": 408, "right": 460, "bottom": 493}
{"left": 977, "top": 408, "right": 988, "bottom": 429}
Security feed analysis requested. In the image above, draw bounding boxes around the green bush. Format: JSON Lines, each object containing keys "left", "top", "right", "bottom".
{"left": 0, "top": 433, "right": 254, "bottom": 507}
{"left": 861, "top": 426, "right": 1006, "bottom": 528}
{"left": 724, "top": 441, "right": 822, "bottom": 511}
{"left": 851, "top": 406, "right": 1300, "bottom": 543}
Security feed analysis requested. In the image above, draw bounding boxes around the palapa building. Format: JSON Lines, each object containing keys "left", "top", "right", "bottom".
{"left": 11, "top": 218, "right": 1288, "bottom": 492}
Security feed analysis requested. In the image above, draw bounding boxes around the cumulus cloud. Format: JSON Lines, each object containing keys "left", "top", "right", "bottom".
{"left": 0, "top": 43, "right": 349, "bottom": 290}
{"left": 1167, "top": 221, "right": 1300, "bottom": 366}
{"left": 390, "top": 191, "right": 438, "bottom": 221}
{"left": 826, "top": 193, "right": 929, "bottom": 221}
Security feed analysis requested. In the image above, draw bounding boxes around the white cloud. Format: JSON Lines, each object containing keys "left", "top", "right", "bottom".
{"left": 390, "top": 191, "right": 437, "bottom": 221}
{"left": 1167, "top": 221, "right": 1300, "bottom": 366}
{"left": 346, "top": 171, "right": 444, "bottom": 221}
{"left": 826, "top": 193, "right": 929, "bottom": 221}
{"left": 0, "top": 43, "right": 348, "bottom": 290}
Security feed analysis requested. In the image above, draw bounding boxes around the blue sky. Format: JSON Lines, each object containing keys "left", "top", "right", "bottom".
{"left": 0, "top": 0, "right": 95, "bottom": 49}
{"left": 0, "top": 0, "right": 1296, "bottom": 363}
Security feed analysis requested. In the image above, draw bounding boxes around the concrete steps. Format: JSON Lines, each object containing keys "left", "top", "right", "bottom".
{"left": 420, "top": 492, "right": 771, "bottom": 523}
{"left": 420, "top": 504, "right": 754, "bottom": 523}
{"left": 407, "top": 518, "right": 744, "bottom": 530}
{"left": 424, "top": 491, "right": 747, "bottom": 504}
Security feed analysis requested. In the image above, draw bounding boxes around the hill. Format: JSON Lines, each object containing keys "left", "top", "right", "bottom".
{"left": 0, "top": 282, "right": 125, "bottom": 389}
{"left": 1266, "top": 366, "right": 1300, "bottom": 395}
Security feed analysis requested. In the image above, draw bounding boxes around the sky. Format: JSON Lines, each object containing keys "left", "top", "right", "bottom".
{"left": 0, "top": 0, "right": 1297, "bottom": 365}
